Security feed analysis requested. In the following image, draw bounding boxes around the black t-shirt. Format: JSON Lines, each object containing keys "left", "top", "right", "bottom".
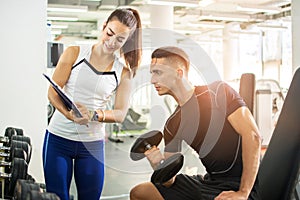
{"left": 163, "top": 81, "right": 246, "bottom": 178}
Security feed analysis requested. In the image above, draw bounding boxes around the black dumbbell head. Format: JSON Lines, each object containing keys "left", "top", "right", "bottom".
{"left": 9, "top": 157, "right": 28, "bottom": 196}
{"left": 27, "top": 190, "right": 60, "bottom": 200}
{"left": 14, "top": 128, "right": 24, "bottom": 136}
{"left": 4, "top": 127, "right": 24, "bottom": 138}
{"left": 130, "top": 130, "right": 163, "bottom": 161}
{"left": 151, "top": 153, "right": 184, "bottom": 185}
{"left": 12, "top": 147, "right": 28, "bottom": 162}
{"left": 5, "top": 127, "right": 16, "bottom": 138}
{"left": 14, "top": 179, "right": 41, "bottom": 200}
{"left": 10, "top": 140, "right": 31, "bottom": 163}
{"left": 11, "top": 135, "right": 31, "bottom": 146}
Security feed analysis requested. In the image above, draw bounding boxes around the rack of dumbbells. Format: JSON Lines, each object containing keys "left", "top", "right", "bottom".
{"left": 0, "top": 127, "right": 60, "bottom": 200}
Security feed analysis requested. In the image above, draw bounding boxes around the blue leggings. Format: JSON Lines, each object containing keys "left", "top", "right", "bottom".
{"left": 42, "top": 131, "right": 105, "bottom": 200}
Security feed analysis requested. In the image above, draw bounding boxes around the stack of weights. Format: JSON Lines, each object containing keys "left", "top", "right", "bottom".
{"left": 0, "top": 127, "right": 59, "bottom": 200}
{"left": 0, "top": 127, "right": 31, "bottom": 199}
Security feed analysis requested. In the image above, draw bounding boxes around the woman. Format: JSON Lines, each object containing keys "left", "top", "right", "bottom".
{"left": 43, "top": 8, "right": 142, "bottom": 200}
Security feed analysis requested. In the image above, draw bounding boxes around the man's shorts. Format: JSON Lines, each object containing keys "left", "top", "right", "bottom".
{"left": 155, "top": 173, "right": 260, "bottom": 200}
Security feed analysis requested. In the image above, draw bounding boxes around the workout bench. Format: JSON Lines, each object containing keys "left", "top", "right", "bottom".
{"left": 257, "top": 67, "right": 300, "bottom": 200}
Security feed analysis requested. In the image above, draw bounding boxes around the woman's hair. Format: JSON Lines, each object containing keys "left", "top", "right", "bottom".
{"left": 151, "top": 46, "right": 190, "bottom": 71}
{"left": 106, "top": 8, "right": 142, "bottom": 77}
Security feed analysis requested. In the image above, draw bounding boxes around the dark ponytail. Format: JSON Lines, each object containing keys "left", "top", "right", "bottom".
{"left": 106, "top": 8, "right": 142, "bottom": 77}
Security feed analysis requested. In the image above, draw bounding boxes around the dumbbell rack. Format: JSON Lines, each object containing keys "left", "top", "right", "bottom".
{"left": 0, "top": 127, "right": 29, "bottom": 200}
{"left": 0, "top": 158, "right": 5, "bottom": 199}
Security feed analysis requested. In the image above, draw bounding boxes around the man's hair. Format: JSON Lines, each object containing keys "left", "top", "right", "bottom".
{"left": 151, "top": 46, "right": 190, "bottom": 71}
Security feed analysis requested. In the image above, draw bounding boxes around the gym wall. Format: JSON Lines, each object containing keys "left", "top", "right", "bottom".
{"left": 0, "top": 0, "right": 48, "bottom": 183}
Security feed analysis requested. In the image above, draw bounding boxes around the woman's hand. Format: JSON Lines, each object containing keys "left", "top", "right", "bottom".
{"left": 71, "top": 103, "right": 90, "bottom": 125}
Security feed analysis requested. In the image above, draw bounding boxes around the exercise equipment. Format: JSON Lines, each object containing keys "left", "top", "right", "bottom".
{"left": 109, "top": 108, "right": 147, "bottom": 143}
{"left": 13, "top": 179, "right": 42, "bottom": 200}
{"left": 4, "top": 127, "right": 23, "bottom": 138}
{"left": 0, "top": 135, "right": 31, "bottom": 148}
{"left": 151, "top": 153, "right": 184, "bottom": 184}
{"left": 257, "top": 67, "right": 300, "bottom": 200}
{"left": 48, "top": 103, "right": 56, "bottom": 124}
{"left": 26, "top": 190, "right": 60, "bottom": 200}
{"left": 239, "top": 73, "right": 255, "bottom": 114}
{"left": 10, "top": 136, "right": 32, "bottom": 163}
{"left": 0, "top": 156, "right": 27, "bottom": 173}
{"left": 130, "top": 130, "right": 184, "bottom": 185}
{"left": 130, "top": 130, "right": 163, "bottom": 161}
{"left": 0, "top": 140, "right": 31, "bottom": 163}
{"left": 255, "top": 78, "right": 285, "bottom": 147}
{"left": 0, "top": 158, "right": 28, "bottom": 197}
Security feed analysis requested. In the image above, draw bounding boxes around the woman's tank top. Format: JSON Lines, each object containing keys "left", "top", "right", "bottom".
{"left": 48, "top": 44, "right": 124, "bottom": 141}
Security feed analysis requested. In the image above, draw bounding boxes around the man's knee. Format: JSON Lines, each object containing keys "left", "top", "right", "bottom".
{"left": 130, "top": 183, "right": 164, "bottom": 200}
{"left": 130, "top": 184, "right": 144, "bottom": 199}
{"left": 131, "top": 183, "right": 158, "bottom": 199}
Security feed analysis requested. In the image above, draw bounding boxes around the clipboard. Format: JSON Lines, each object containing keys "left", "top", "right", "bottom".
{"left": 43, "top": 73, "right": 83, "bottom": 118}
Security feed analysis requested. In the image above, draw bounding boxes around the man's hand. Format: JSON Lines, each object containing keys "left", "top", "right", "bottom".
{"left": 145, "top": 146, "right": 164, "bottom": 170}
{"left": 145, "top": 148, "right": 178, "bottom": 187}
{"left": 215, "top": 190, "right": 248, "bottom": 200}
{"left": 162, "top": 176, "right": 176, "bottom": 187}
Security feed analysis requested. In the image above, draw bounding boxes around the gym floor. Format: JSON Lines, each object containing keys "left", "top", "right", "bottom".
{"left": 69, "top": 131, "right": 207, "bottom": 200}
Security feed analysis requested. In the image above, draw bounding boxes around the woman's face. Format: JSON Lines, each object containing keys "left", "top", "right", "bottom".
{"left": 101, "top": 19, "right": 131, "bottom": 54}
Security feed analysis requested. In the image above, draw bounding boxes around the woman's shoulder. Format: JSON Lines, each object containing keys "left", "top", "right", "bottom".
{"left": 114, "top": 54, "right": 129, "bottom": 72}
{"left": 64, "top": 45, "right": 79, "bottom": 53}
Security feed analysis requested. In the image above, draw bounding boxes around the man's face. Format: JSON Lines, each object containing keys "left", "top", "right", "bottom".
{"left": 150, "top": 57, "right": 179, "bottom": 96}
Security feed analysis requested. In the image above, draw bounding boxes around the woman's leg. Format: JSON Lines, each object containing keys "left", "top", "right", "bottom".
{"left": 74, "top": 140, "right": 105, "bottom": 200}
{"left": 130, "top": 182, "right": 164, "bottom": 200}
{"left": 42, "top": 131, "right": 74, "bottom": 200}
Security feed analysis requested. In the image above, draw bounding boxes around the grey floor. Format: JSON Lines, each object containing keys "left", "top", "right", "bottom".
{"left": 70, "top": 131, "right": 207, "bottom": 200}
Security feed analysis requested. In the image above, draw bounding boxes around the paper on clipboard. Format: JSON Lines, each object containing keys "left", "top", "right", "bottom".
{"left": 43, "top": 73, "right": 83, "bottom": 118}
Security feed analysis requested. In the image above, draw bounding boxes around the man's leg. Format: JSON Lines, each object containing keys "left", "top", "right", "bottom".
{"left": 130, "top": 182, "right": 164, "bottom": 200}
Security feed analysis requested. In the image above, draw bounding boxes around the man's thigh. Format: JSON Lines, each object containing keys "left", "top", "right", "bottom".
{"left": 156, "top": 174, "right": 204, "bottom": 200}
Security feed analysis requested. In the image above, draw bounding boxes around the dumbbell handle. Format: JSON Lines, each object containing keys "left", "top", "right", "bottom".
{"left": 0, "top": 160, "right": 10, "bottom": 166}
{"left": 159, "top": 159, "right": 165, "bottom": 165}
{"left": 143, "top": 142, "right": 163, "bottom": 167}
{"left": 0, "top": 171, "right": 11, "bottom": 178}
{"left": 0, "top": 136, "right": 9, "bottom": 143}
{"left": 0, "top": 146, "right": 10, "bottom": 151}
{"left": 0, "top": 152, "right": 9, "bottom": 157}
{"left": 144, "top": 142, "right": 152, "bottom": 151}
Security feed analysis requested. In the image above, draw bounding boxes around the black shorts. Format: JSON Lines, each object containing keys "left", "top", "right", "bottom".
{"left": 155, "top": 174, "right": 260, "bottom": 200}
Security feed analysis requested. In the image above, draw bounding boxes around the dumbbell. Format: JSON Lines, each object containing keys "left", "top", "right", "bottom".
{"left": 0, "top": 139, "right": 31, "bottom": 164}
{"left": 0, "top": 157, "right": 28, "bottom": 197}
{"left": 0, "top": 137, "right": 31, "bottom": 165}
{"left": 0, "top": 135, "right": 31, "bottom": 149}
{"left": 130, "top": 130, "right": 184, "bottom": 185}
{"left": 4, "top": 127, "right": 24, "bottom": 138}
{"left": 10, "top": 135, "right": 32, "bottom": 162}
{"left": 13, "top": 179, "right": 44, "bottom": 200}
{"left": 26, "top": 190, "right": 60, "bottom": 200}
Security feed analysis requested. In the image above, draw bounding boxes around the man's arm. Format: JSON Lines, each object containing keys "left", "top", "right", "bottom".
{"left": 216, "top": 106, "right": 261, "bottom": 199}
{"left": 145, "top": 148, "right": 178, "bottom": 187}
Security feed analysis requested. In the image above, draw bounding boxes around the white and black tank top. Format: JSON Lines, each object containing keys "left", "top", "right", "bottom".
{"left": 48, "top": 44, "right": 124, "bottom": 142}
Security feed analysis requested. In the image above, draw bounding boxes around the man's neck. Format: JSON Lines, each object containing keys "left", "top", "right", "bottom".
{"left": 173, "top": 83, "right": 195, "bottom": 106}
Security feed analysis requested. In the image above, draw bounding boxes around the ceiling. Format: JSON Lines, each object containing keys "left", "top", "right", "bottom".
{"left": 47, "top": 0, "right": 291, "bottom": 40}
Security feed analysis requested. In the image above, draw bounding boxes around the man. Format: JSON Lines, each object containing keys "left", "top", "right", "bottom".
{"left": 130, "top": 46, "right": 261, "bottom": 200}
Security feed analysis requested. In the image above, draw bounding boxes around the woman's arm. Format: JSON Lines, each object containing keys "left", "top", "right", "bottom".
{"left": 95, "top": 68, "right": 133, "bottom": 123}
{"left": 48, "top": 46, "right": 79, "bottom": 121}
